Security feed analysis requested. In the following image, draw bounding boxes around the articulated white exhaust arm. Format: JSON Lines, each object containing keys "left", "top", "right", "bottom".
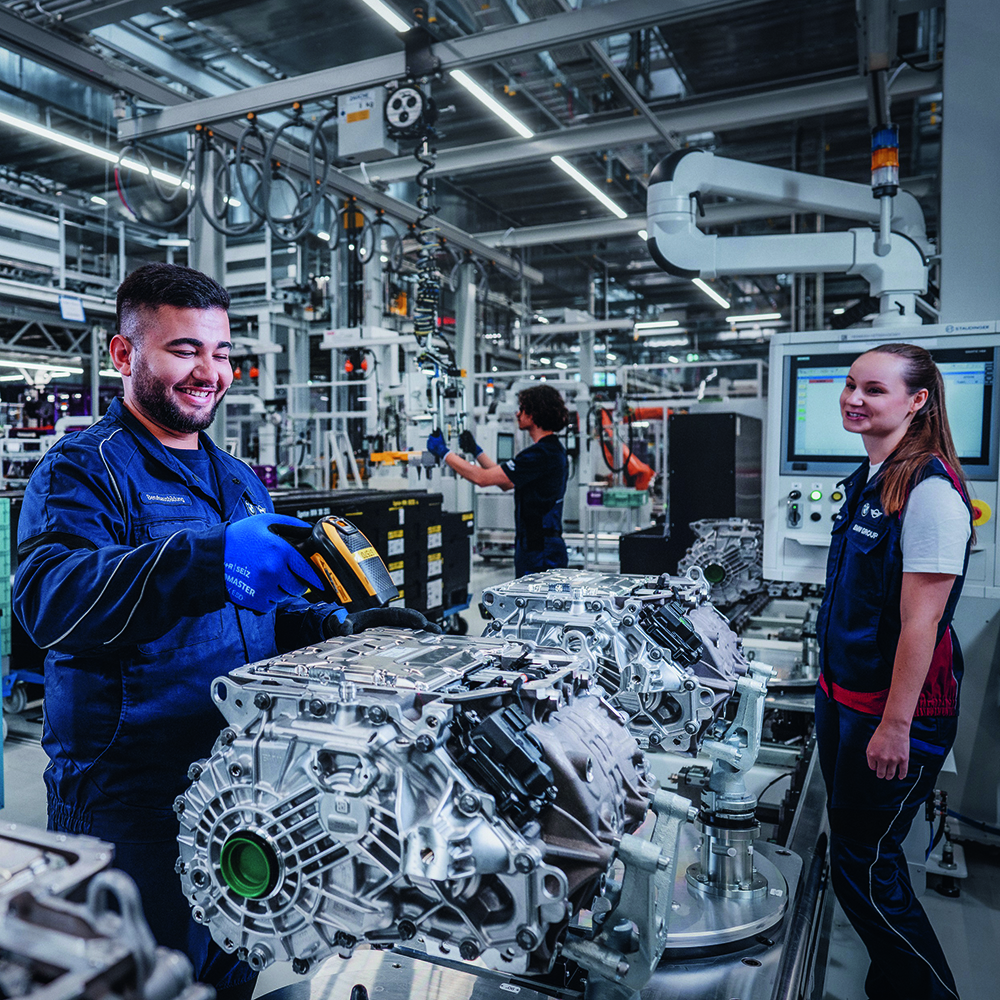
{"left": 646, "top": 149, "right": 929, "bottom": 327}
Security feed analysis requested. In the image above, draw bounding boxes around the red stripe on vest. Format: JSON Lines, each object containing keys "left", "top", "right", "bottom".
{"left": 818, "top": 672, "right": 889, "bottom": 715}
{"left": 820, "top": 628, "right": 956, "bottom": 717}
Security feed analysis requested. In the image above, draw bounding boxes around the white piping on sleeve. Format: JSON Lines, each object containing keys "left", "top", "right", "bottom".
{"left": 868, "top": 765, "right": 960, "bottom": 998}
{"left": 39, "top": 549, "right": 133, "bottom": 649}
{"left": 98, "top": 429, "right": 126, "bottom": 521}
{"left": 104, "top": 530, "right": 185, "bottom": 644}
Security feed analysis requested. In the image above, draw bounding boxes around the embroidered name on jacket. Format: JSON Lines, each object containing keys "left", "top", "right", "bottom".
{"left": 140, "top": 492, "right": 192, "bottom": 505}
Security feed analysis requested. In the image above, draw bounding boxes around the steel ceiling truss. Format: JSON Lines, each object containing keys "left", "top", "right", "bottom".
{"left": 117, "top": 0, "right": 758, "bottom": 140}
{"left": 354, "top": 66, "right": 941, "bottom": 184}
{"left": 3, "top": 317, "right": 90, "bottom": 355}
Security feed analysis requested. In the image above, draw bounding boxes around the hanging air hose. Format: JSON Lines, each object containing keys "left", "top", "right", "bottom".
{"left": 234, "top": 114, "right": 269, "bottom": 222}
{"left": 260, "top": 103, "right": 333, "bottom": 243}
{"left": 193, "top": 130, "right": 265, "bottom": 238}
{"left": 114, "top": 141, "right": 197, "bottom": 230}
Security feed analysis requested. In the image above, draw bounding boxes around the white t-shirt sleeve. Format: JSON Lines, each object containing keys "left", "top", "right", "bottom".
{"left": 900, "top": 477, "right": 971, "bottom": 574}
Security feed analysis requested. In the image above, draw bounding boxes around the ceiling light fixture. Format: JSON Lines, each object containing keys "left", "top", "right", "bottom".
{"left": 156, "top": 237, "right": 190, "bottom": 247}
{"left": 833, "top": 307, "right": 846, "bottom": 315}
{"left": 725, "top": 311, "right": 781, "bottom": 323}
{"left": 0, "top": 109, "right": 215, "bottom": 204}
{"left": 0, "top": 358, "right": 84, "bottom": 374}
{"left": 554, "top": 361, "right": 568, "bottom": 369}
{"left": 0, "top": 111, "right": 240, "bottom": 208}
{"left": 638, "top": 229, "right": 648, "bottom": 240}
{"left": 316, "top": 231, "right": 331, "bottom": 242}
{"left": 451, "top": 71, "right": 534, "bottom": 138}
{"left": 634, "top": 319, "right": 680, "bottom": 331}
{"left": 551, "top": 156, "right": 628, "bottom": 219}
{"left": 643, "top": 335, "right": 689, "bottom": 348}
{"left": 90, "top": 195, "right": 108, "bottom": 206}
{"left": 358, "top": 0, "right": 410, "bottom": 32}
{"left": 437, "top": 67, "right": 631, "bottom": 220}
{"left": 692, "top": 278, "right": 731, "bottom": 309}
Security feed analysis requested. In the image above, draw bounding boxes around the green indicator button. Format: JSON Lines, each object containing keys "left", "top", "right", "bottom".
{"left": 220, "top": 832, "right": 279, "bottom": 899}
{"left": 809, "top": 489, "right": 823, "bottom": 502}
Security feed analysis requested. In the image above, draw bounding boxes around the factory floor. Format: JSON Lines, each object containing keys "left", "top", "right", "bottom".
{"left": 1, "top": 556, "right": 998, "bottom": 1000}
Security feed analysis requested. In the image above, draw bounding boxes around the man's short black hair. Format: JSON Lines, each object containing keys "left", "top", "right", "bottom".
{"left": 518, "top": 384, "right": 570, "bottom": 432}
{"left": 116, "top": 262, "right": 230, "bottom": 335}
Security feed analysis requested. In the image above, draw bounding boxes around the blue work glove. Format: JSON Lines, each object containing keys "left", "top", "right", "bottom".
{"left": 325, "top": 606, "right": 443, "bottom": 636}
{"left": 426, "top": 431, "right": 450, "bottom": 461}
{"left": 224, "top": 513, "right": 324, "bottom": 613}
{"left": 459, "top": 429, "right": 483, "bottom": 457}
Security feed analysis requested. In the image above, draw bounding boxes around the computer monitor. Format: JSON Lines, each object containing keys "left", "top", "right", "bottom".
{"left": 496, "top": 432, "right": 515, "bottom": 463}
{"left": 780, "top": 345, "right": 997, "bottom": 479}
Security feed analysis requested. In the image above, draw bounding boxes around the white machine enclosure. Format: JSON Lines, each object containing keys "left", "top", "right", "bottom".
{"left": 763, "top": 322, "right": 999, "bottom": 598}
{"left": 480, "top": 569, "right": 749, "bottom": 752}
{"left": 176, "top": 630, "right": 651, "bottom": 977}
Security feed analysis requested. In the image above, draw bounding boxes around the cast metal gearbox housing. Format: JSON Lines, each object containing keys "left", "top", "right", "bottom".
{"left": 480, "top": 568, "right": 750, "bottom": 752}
{"left": 176, "top": 629, "right": 652, "bottom": 978}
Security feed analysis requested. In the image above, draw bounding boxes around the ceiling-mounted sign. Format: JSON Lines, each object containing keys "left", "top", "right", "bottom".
{"left": 58, "top": 296, "right": 86, "bottom": 323}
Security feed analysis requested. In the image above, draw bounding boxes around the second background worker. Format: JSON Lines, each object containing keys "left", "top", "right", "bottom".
{"left": 428, "top": 384, "right": 569, "bottom": 578}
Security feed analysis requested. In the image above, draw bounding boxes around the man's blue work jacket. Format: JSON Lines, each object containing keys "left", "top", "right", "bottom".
{"left": 13, "top": 398, "right": 341, "bottom": 843}
{"left": 816, "top": 455, "right": 972, "bottom": 718}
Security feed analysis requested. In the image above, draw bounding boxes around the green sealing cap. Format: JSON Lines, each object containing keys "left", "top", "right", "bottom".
{"left": 704, "top": 563, "right": 726, "bottom": 585}
{"left": 219, "top": 832, "right": 279, "bottom": 899}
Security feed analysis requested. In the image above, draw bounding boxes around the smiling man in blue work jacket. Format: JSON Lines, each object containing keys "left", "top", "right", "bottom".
{"left": 12, "top": 263, "right": 433, "bottom": 999}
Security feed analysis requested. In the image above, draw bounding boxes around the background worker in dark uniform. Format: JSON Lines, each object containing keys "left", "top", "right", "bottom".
{"left": 427, "top": 384, "right": 570, "bottom": 577}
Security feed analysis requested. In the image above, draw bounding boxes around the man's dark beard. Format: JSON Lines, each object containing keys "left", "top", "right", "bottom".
{"left": 131, "top": 356, "right": 224, "bottom": 433}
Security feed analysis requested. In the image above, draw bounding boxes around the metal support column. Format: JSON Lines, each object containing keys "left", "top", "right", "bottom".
{"left": 90, "top": 324, "right": 102, "bottom": 421}
{"left": 188, "top": 134, "right": 229, "bottom": 450}
{"left": 58, "top": 207, "right": 66, "bottom": 290}
{"left": 935, "top": 0, "right": 1000, "bottom": 841}
{"left": 453, "top": 261, "right": 477, "bottom": 513}
{"left": 117, "top": 221, "right": 126, "bottom": 285}
{"left": 940, "top": 0, "right": 1000, "bottom": 320}
{"left": 255, "top": 307, "right": 278, "bottom": 467}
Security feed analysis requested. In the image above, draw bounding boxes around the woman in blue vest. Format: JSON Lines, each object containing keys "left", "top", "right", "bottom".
{"left": 816, "top": 343, "right": 972, "bottom": 1000}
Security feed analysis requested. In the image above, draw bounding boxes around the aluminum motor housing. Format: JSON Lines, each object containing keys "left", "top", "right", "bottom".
{"left": 480, "top": 568, "right": 749, "bottom": 752}
{"left": 176, "top": 629, "right": 651, "bottom": 977}
{"left": 677, "top": 518, "right": 765, "bottom": 609}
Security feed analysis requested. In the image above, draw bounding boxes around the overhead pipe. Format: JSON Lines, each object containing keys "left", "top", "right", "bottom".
{"left": 645, "top": 149, "right": 928, "bottom": 327}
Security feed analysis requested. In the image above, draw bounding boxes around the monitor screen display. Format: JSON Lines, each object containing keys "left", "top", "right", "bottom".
{"left": 496, "top": 432, "right": 515, "bottom": 463}
{"left": 782, "top": 346, "right": 996, "bottom": 477}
